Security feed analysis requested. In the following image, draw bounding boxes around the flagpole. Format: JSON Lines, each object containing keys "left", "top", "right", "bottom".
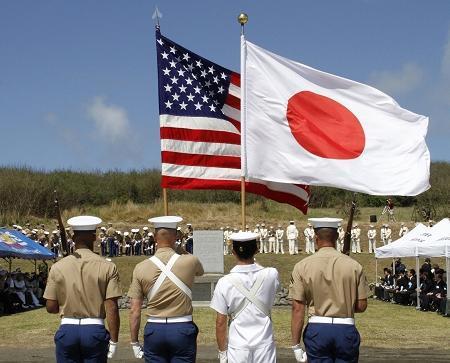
{"left": 238, "top": 13, "right": 248, "bottom": 231}
{"left": 153, "top": 6, "right": 167, "bottom": 216}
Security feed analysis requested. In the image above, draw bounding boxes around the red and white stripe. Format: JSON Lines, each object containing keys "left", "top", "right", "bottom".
{"left": 160, "top": 72, "right": 310, "bottom": 213}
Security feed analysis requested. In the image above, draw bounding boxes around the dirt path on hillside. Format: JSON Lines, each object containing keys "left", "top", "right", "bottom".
{"left": 0, "top": 345, "right": 448, "bottom": 362}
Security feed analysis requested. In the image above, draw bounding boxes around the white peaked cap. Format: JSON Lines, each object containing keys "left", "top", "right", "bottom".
{"left": 44, "top": 231, "right": 49, "bottom": 235}
{"left": 290, "top": 220, "right": 295, "bottom": 224}
{"left": 148, "top": 216, "right": 183, "bottom": 230}
{"left": 230, "top": 231, "right": 259, "bottom": 242}
{"left": 131, "top": 229, "right": 139, "bottom": 233}
{"left": 143, "top": 226, "right": 149, "bottom": 231}
{"left": 308, "top": 218, "right": 343, "bottom": 229}
{"left": 67, "top": 216, "right": 102, "bottom": 231}
{"left": 124, "top": 232, "right": 129, "bottom": 236}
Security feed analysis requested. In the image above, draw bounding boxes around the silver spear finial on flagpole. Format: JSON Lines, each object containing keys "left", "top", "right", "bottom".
{"left": 238, "top": 12, "right": 248, "bottom": 35}
{"left": 152, "top": 6, "right": 163, "bottom": 29}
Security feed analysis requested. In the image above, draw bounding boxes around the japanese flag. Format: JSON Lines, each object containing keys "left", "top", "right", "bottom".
{"left": 242, "top": 41, "right": 430, "bottom": 196}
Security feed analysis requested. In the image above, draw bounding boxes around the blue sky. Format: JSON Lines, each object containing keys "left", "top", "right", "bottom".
{"left": 1, "top": 0, "right": 449, "bottom": 171}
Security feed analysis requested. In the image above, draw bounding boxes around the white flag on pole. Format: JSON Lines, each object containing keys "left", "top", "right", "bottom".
{"left": 242, "top": 41, "right": 430, "bottom": 196}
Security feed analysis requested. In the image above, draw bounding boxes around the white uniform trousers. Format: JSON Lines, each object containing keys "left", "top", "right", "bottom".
{"left": 368, "top": 239, "right": 376, "bottom": 253}
{"left": 259, "top": 239, "right": 268, "bottom": 253}
{"left": 351, "top": 238, "right": 361, "bottom": 253}
{"left": 228, "top": 342, "right": 276, "bottom": 363}
{"left": 305, "top": 238, "right": 315, "bottom": 254}
{"left": 268, "top": 237, "right": 275, "bottom": 253}
{"left": 288, "top": 239, "right": 296, "bottom": 255}
{"left": 275, "top": 238, "right": 284, "bottom": 254}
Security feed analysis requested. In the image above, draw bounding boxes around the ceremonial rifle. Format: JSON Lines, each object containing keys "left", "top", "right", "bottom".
{"left": 54, "top": 190, "right": 69, "bottom": 257}
{"left": 342, "top": 194, "right": 357, "bottom": 256}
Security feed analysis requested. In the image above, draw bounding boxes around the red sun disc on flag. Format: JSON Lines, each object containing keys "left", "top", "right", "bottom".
{"left": 286, "top": 91, "right": 365, "bottom": 159}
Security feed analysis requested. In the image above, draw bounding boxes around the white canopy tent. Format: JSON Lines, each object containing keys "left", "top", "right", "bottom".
{"left": 374, "top": 219, "right": 449, "bottom": 310}
{"left": 417, "top": 218, "right": 450, "bottom": 315}
{"left": 375, "top": 223, "right": 428, "bottom": 259}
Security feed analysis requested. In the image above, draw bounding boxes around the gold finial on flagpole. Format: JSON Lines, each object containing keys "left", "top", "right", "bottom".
{"left": 238, "top": 13, "right": 248, "bottom": 35}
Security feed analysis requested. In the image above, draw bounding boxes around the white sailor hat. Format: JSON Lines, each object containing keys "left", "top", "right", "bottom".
{"left": 32, "top": 229, "right": 37, "bottom": 233}
{"left": 148, "top": 216, "right": 183, "bottom": 230}
{"left": 117, "top": 231, "right": 122, "bottom": 235}
{"left": 12, "top": 224, "right": 17, "bottom": 228}
{"left": 354, "top": 223, "right": 358, "bottom": 227}
{"left": 124, "top": 231, "right": 129, "bottom": 236}
{"left": 289, "top": 220, "right": 295, "bottom": 224}
{"left": 187, "top": 223, "right": 192, "bottom": 226}
{"left": 131, "top": 228, "right": 139, "bottom": 233}
{"left": 67, "top": 216, "right": 102, "bottom": 231}
{"left": 308, "top": 218, "right": 343, "bottom": 229}
{"left": 230, "top": 231, "right": 259, "bottom": 242}
{"left": 400, "top": 222, "right": 405, "bottom": 226}
{"left": 100, "top": 226, "right": 106, "bottom": 231}
{"left": 307, "top": 223, "right": 312, "bottom": 227}
{"left": 256, "top": 223, "right": 260, "bottom": 227}
{"left": 370, "top": 224, "right": 374, "bottom": 228}
{"left": 143, "top": 226, "right": 149, "bottom": 231}
{"left": 17, "top": 226, "right": 22, "bottom": 230}
{"left": 44, "top": 231, "right": 49, "bottom": 235}
{"left": 52, "top": 230, "right": 58, "bottom": 234}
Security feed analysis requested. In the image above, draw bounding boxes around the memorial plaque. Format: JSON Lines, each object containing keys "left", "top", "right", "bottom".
{"left": 193, "top": 230, "right": 224, "bottom": 273}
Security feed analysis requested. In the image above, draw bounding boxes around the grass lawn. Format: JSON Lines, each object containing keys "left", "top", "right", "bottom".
{"left": 0, "top": 301, "right": 448, "bottom": 350}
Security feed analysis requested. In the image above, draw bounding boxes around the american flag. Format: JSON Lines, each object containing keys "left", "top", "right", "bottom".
{"left": 156, "top": 30, "right": 310, "bottom": 213}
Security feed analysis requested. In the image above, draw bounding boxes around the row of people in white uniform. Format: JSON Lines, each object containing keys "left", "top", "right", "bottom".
{"left": 223, "top": 222, "right": 410, "bottom": 255}
{"left": 223, "top": 222, "right": 316, "bottom": 256}
{"left": 348, "top": 223, "right": 409, "bottom": 254}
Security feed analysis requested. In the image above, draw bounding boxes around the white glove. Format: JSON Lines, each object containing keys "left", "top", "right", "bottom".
{"left": 218, "top": 350, "right": 227, "bottom": 363}
{"left": 107, "top": 340, "right": 117, "bottom": 359}
{"left": 131, "top": 342, "right": 144, "bottom": 359}
{"left": 292, "top": 344, "right": 307, "bottom": 362}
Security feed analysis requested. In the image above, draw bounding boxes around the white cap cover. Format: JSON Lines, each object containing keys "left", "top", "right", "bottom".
{"left": 67, "top": 216, "right": 102, "bottom": 231}
{"left": 131, "top": 228, "right": 139, "bottom": 233}
{"left": 308, "top": 217, "right": 343, "bottom": 229}
{"left": 143, "top": 226, "right": 149, "bottom": 231}
{"left": 148, "top": 216, "right": 183, "bottom": 230}
{"left": 230, "top": 231, "right": 259, "bottom": 242}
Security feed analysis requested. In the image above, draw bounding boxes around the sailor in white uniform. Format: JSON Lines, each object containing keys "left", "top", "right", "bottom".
{"left": 275, "top": 225, "right": 284, "bottom": 254}
{"left": 287, "top": 221, "right": 299, "bottom": 255}
{"left": 210, "top": 232, "right": 279, "bottom": 363}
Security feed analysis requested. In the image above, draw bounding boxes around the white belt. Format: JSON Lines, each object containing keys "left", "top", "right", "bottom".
{"left": 61, "top": 318, "right": 104, "bottom": 325}
{"left": 147, "top": 315, "right": 192, "bottom": 323}
{"left": 309, "top": 316, "right": 355, "bottom": 325}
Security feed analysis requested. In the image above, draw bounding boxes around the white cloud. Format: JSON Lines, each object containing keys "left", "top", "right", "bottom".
{"left": 369, "top": 63, "right": 423, "bottom": 96}
{"left": 87, "top": 96, "right": 131, "bottom": 142}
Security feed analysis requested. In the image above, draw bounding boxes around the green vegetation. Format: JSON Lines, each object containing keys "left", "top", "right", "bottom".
{"left": 1, "top": 162, "right": 449, "bottom": 225}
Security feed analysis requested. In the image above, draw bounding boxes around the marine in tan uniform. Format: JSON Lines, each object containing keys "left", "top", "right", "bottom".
{"left": 128, "top": 216, "right": 204, "bottom": 361}
{"left": 44, "top": 215, "right": 122, "bottom": 362}
{"left": 289, "top": 218, "right": 369, "bottom": 363}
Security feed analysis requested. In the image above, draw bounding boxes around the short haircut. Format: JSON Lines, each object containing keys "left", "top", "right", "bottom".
{"left": 232, "top": 240, "right": 257, "bottom": 260}
{"left": 315, "top": 228, "right": 338, "bottom": 243}
{"left": 409, "top": 269, "right": 416, "bottom": 275}
{"left": 72, "top": 230, "right": 96, "bottom": 242}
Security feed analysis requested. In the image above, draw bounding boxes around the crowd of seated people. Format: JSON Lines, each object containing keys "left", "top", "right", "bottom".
{"left": 374, "top": 258, "right": 447, "bottom": 316}
{"left": 0, "top": 268, "right": 47, "bottom": 315}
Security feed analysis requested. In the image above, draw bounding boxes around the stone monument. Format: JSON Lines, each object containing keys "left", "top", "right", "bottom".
{"left": 192, "top": 230, "right": 224, "bottom": 306}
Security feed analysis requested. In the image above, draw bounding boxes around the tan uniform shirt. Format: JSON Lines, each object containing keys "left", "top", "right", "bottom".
{"left": 127, "top": 247, "right": 204, "bottom": 317}
{"left": 289, "top": 247, "right": 369, "bottom": 318}
{"left": 106, "top": 227, "right": 115, "bottom": 237}
{"left": 43, "top": 248, "right": 122, "bottom": 318}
